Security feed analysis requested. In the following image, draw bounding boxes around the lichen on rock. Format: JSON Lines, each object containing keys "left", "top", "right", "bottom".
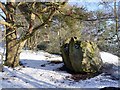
{"left": 61, "top": 37, "right": 103, "bottom": 73}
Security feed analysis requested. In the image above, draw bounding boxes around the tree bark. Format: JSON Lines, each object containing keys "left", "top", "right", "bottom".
{"left": 5, "top": 27, "right": 26, "bottom": 67}
{"left": 4, "top": 2, "right": 27, "bottom": 67}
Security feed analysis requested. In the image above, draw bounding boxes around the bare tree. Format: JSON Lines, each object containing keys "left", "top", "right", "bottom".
{"left": 0, "top": 1, "right": 67, "bottom": 67}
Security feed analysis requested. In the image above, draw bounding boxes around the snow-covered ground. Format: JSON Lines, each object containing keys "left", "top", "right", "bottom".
{"left": 0, "top": 47, "right": 119, "bottom": 88}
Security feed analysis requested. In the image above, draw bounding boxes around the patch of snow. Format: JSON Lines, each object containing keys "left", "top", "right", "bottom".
{"left": 100, "top": 52, "right": 119, "bottom": 66}
{"left": 100, "top": 52, "right": 120, "bottom": 80}
{"left": 1, "top": 50, "right": 120, "bottom": 88}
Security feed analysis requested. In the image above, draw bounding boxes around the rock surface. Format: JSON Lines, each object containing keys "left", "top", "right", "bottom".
{"left": 61, "top": 37, "right": 103, "bottom": 73}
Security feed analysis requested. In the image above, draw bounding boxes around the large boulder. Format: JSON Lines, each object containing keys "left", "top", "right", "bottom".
{"left": 61, "top": 37, "right": 103, "bottom": 73}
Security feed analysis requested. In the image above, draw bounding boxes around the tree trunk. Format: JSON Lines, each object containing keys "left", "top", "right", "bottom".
{"left": 5, "top": 28, "right": 26, "bottom": 67}
{"left": 4, "top": 2, "right": 27, "bottom": 68}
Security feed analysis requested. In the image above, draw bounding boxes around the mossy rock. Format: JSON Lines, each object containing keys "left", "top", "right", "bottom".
{"left": 61, "top": 37, "right": 103, "bottom": 73}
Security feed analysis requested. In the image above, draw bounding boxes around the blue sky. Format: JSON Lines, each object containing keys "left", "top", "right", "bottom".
{"left": 68, "top": 0, "right": 120, "bottom": 11}
{"left": 68, "top": 0, "right": 101, "bottom": 3}
{"left": 0, "top": 0, "right": 118, "bottom": 18}
{"left": 1, "top": 0, "right": 6, "bottom": 2}
{"left": 68, "top": 1, "right": 102, "bottom": 11}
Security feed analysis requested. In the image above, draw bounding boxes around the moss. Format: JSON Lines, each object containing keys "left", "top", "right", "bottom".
{"left": 61, "top": 37, "right": 103, "bottom": 73}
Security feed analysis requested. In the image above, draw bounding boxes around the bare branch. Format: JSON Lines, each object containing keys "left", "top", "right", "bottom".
{"left": 83, "top": 16, "right": 115, "bottom": 21}
{"left": 17, "top": 10, "right": 56, "bottom": 44}
{"left": 0, "top": 20, "right": 15, "bottom": 29}
{"left": 0, "top": 13, "right": 6, "bottom": 20}
{"left": 0, "top": 2, "right": 7, "bottom": 16}
{"left": 8, "top": 2, "right": 68, "bottom": 45}
{"left": 59, "top": 10, "right": 115, "bottom": 22}
{"left": 17, "top": 3, "right": 67, "bottom": 43}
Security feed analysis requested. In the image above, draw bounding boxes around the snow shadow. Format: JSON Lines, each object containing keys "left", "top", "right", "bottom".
{"left": 20, "top": 59, "right": 63, "bottom": 71}
{"left": 2, "top": 88, "right": 101, "bottom": 90}
{"left": 19, "top": 59, "right": 103, "bottom": 81}
{"left": 20, "top": 58, "right": 120, "bottom": 81}
{"left": 2, "top": 67, "right": 59, "bottom": 88}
